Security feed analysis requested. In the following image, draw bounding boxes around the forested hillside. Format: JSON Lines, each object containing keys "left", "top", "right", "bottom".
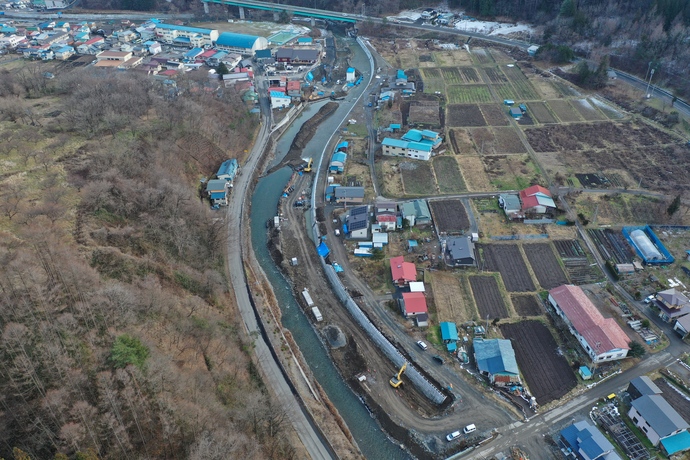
{"left": 0, "top": 67, "right": 297, "bottom": 459}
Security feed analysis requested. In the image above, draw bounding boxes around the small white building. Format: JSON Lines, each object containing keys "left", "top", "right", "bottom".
{"left": 270, "top": 91, "right": 291, "bottom": 109}
{"left": 346, "top": 67, "right": 356, "bottom": 83}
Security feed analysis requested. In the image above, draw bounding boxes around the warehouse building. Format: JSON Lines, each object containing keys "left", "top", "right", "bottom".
{"left": 215, "top": 32, "right": 268, "bottom": 55}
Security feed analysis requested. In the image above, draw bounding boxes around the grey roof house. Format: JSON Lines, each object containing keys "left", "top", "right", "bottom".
{"left": 628, "top": 394, "right": 689, "bottom": 447}
{"left": 444, "top": 236, "right": 476, "bottom": 267}
{"left": 627, "top": 376, "right": 662, "bottom": 401}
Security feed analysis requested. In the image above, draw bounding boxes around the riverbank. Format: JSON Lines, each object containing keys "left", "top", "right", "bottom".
{"left": 239, "top": 130, "right": 364, "bottom": 459}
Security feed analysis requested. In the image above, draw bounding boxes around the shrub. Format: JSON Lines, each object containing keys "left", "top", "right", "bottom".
{"left": 110, "top": 334, "right": 149, "bottom": 369}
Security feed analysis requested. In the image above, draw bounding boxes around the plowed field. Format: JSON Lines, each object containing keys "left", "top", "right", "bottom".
{"left": 523, "top": 243, "right": 569, "bottom": 290}
{"left": 480, "top": 244, "right": 535, "bottom": 292}
{"left": 469, "top": 276, "right": 508, "bottom": 319}
{"left": 500, "top": 321, "right": 576, "bottom": 405}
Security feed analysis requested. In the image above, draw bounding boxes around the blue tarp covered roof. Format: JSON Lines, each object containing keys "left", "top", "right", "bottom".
{"left": 440, "top": 322, "right": 458, "bottom": 341}
{"left": 210, "top": 192, "right": 226, "bottom": 199}
{"left": 317, "top": 242, "right": 330, "bottom": 257}
{"left": 661, "top": 430, "right": 690, "bottom": 455}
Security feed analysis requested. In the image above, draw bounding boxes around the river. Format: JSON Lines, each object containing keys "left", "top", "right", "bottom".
{"left": 250, "top": 157, "right": 410, "bottom": 459}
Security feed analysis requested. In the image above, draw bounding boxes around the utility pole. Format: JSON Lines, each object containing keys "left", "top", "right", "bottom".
{"left": 645, "top": 68, "right": 655, "bottom": 99}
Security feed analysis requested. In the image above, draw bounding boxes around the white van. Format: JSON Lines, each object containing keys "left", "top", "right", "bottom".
{"left": 446, "top": 431, "right": 461, "bottom": 442}
{"left": 463, "top": 424, "right": 476, "bottom": 434}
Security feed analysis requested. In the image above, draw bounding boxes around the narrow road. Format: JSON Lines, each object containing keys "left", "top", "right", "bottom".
{"left": 225, "top": 85, "right": 335, "bottom": 459}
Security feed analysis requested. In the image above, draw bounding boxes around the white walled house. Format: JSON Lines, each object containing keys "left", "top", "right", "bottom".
{"left": 548, "top": 285, "right": 630, "bottom": 363}
{"left": 628, "top": 395, "right": 689, "bottom": 447}
{"left": 270, "top": 91, "right": 291, "bottom": 109}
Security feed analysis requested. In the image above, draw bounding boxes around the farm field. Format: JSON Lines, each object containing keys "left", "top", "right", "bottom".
{"left": 447, "top": 104, "right": 487, "bottom": 127}
{"left": 522, "top": 243, "right": 570, "bottom": 290}
{"left": 500, "top": 321, "right": 577, "bottom": 405}
{"left": 429, "top": 199, "right": 470, "bottom": 234}
{"left": 408, "top": 101, "right": 440, "bottom": 127}
{"left": 400, "top": 161, "right": 437, "bottom": 195}
{"left": 572, "top": 99, "right": 607, "bottom": 121}
{"left": 469, "top": 276, "right": 508, "bottom": 319}
{"left": 470, "top": 128, "right": 496, "bottom": 154}
{"left": 376, "top": 159, "right": 404, "bottom": 197}
{"left": 441, "top": 67, "right": 481, "bottom": 85}
{"left": 456, "top": 156, "right": 492, "bottom": 191}
{"left": 479, "top": 105, "right": 510, "bottom": 126}
{"left": 448, "top": 129, "right": 476, "bottom": 154}
{"left": 655, "top": 378, "right": 690, "bottom": 424}
{"left": 471, "top": 48, "right": 494, "bottom": 64}
{"left": 430, "top": 272, "right": 475, "bottom": 324}
{"left": 432, "top": 156, "right": 467, "bottom": 193}
{"left": 502, "top": 65, "right": 540, "bottom": 100}
{"left": 482, "top": 67, "right": 508, "bottom": 84}
{"left": 431, "top": 50, "right": 474, "bottom": 67}
{"left": 511, "top": 295, "right": 543, "bottom": 316}
{"left": 572, "top": 193, "right": 670, "bottom": 226}
{"left": 549, "top": 99, "right": 583, "bottom": 122}
{"left": 482, "top": 154, "right": 541, "bottom": 190}
{"left": 527, "top": 102, "right": 557, "bottom": 124}
{"left": 447, "top": 85, "right": 493, "bottom": 104}
{"left": 553, "top": 240, "right": 603, "bottom": 285}
{"left": 480, "top": 244, "right": 536, "bottom": 292}
{"left": 493, "top": 127, "right": 526, "bottom": 153}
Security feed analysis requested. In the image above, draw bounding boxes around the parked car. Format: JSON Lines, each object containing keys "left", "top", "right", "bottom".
{"left": 446, "top": 431, "right": 461, "bottom": 442}
{"left": 644, "top": 294, "right": 655, "bottom": 304}
{"left": 416, "top": 340, "right": 428, "bottom": 351}
{"left": 463, "top": 424, "right": 476, "bottom": 434}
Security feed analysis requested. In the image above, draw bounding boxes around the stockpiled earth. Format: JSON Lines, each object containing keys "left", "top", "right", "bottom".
{"left": 523, "top": 243, "right": 569, "bottom": 289}
{"left": 469, "top": 276, "right": 508, "bottom": 319}
{"left": 480, "top": 244, "right": 535, "bottom": 292}
{"left": 500, "top": 321, "right": 577, "bottom": 405}
{"left": 511, "top": 294, "right": 543, "bottom": 316}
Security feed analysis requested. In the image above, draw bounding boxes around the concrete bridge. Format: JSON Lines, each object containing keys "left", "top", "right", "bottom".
{"left": 202, "top": 0, "right": 357, "bottom": 24}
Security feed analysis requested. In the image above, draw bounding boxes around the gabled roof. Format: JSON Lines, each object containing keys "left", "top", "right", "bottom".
{"left": 334, "top": 186, "right": 364, "bottom": 199}
{"left": 382, "top": 138, "right": 407, "bottom": 148}
{"left": 377, "top": 214, "right": 396, "bottom": 223}
{"left": 560, "top": 420, "right": 621, "bottom": 460}
{"left": 440, "top": 322, "right": 458, "bottom": 341}
{"left": 676, "top": 314, "right": 690, "bottom": 332}
{"left": 402, "top": 129, "right": 423, "bottom": 142}
{"left": 155, "top": 23, "right": 215, "bottom": 35}
{"left": 205, "top": 179, "right": 226, "bottom": 192}
{"left": 216, "top": 159, "right": 238, "bottom": 180}
{"left": 520, "top": 185, "right": 555, "bottom": 210}
{"left": 330, "top": 151, "right": 347, "bottom": 164}
{"left": 346, "top": 212, "right": 369, "bottom": 231}
{"left": 499, "top": 193, "right": 521, "bottom": 211}
{"left": 474, "top": 338, "right": 519, "bottom": 376}
{"left": 446, "top": 236, "right": 475, "bottom": 262}
{"left": 402, "top": 292, "right": 427, "bottom": 314}
{"left": 631, "top": 395, "right": 689, "bottom": 438}
{"left": 402, "top": 200, "right": 431, "bottom": 220}
{"left": 390, "top": 256, "right": 416, "bottom": 283}
{"left": 548, "top": 285, "right": 630, "bottom": 353}
{"left": 255, "top": 49, "right": 272, "bottom": 58}
{"left": 270, "top": 91, "right": 291, "bottom": 99}
{"left": 629, "top": 376, "right": 662, "bottom": 397}
{"left": 661, "top": 431, "right": 690, "bottom": 456}
{"left": 407, "top": 141, "right": 433, "bottom": 152}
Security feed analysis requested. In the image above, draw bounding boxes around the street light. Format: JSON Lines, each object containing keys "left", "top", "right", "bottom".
{"left": 645, "top": 68, "right": 655, "bottom": 99}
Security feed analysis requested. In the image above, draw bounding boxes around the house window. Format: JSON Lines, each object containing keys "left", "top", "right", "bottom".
{"left": 642, "top": 426, "right": 648, "bottom": 433}
{"left": 632, "top": 416, "right": 638, "bottom": 424}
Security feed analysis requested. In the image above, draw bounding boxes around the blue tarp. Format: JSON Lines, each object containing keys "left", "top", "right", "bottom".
{"left": 210, "top": 192, "right": 225, "bottom": 199}
{"left": 317, "top": 242, "right": 330, "bottom": 257}
{"left": 306, "top": 71, "right": 314, "bottom": 81}
{"left": 332, "top": 263, "right": 344, "bottom": 273}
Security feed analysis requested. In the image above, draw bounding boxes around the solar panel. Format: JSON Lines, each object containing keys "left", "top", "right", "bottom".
{"left": 350, "top": 206, "right": 368, "bottom": 216}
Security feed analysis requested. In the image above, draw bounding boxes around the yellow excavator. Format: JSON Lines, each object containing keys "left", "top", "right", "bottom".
{"left": 304, "top": 158, "right": 313, "bottom": 173}
{"left": 389, "top": 362, "right": 407, "bottom": 388}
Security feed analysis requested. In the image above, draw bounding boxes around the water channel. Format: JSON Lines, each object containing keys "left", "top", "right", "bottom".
{"left": 250, "top": 117, "right": 410, "bottom": 459}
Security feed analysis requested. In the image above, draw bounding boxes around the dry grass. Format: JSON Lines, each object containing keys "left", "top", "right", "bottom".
{"left": 476, "top": 210, "right": 544, "bottom": 237}
{"left": 376, "top": 159, "right": 405, "bottom": 198}
{"left": 457, "top": 156, "right": 492, "bottom": 191}
{"left": 344, "top": 161, "right": 375, "bottom": 202}
{"left": 532, "top": 79, "right": 563, "bottom": 99}
{"left": 448, "top": 128, "right": 477, "bottom": 154}
{"left": 546, "top": 224, "right": 578, "bottom": 239}
{"left": 431, "top": 50, "right": 473, "bottom": 67}
{"left": 429, "top": 271, "right": 476, "bottom": 323}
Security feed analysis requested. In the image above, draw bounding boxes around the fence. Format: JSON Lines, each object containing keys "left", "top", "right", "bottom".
{"left": 321, "top": 261, "right": 448, "bottom": 404}
{"left": 490, "top": 234, "right": 549, "bottom": 241}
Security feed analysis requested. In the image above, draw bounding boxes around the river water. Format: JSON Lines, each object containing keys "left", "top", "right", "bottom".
{"left": 250, "top": 156, "right": 410, "bottom": 458}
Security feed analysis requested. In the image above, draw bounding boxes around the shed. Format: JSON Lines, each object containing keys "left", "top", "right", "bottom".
{"left": 372, "top": 232, "right": 388, "bottom": 246}
{"left": 578, "top": 366, "right": 592, "bottom": 380}
{"left": 627, "top": 376, "right": 662, "bottom": 400}
{"left": 401, "top": 200, "right": 431, "bottom": 226}
{"left": 440, "top": 322, "right": 458, "bottom": 343}
{"left": 527, "top": 45, "right": 540, "bottom": 56}
{"left": 415, "top": 312, "right": 429, "bottom": 328}
{"left": 509, "top": 107, "right": 522, "bottom": 119}
{"left": 408, "top": 240, "right": 418, "bottom": 250}
{"left": 499, "top": 193, "right": 522, "bottom": 219}
{"left": 674, "top": 314, "right": 690, "bottom": 339}
{"left": 317, "top": 241, "right": 330, "bottom": 257}
{"left": 409, "top": 281, "right": 425, "bottom": 293}
{"left": 346, "top": 67, "right": 356, "bottom": 82}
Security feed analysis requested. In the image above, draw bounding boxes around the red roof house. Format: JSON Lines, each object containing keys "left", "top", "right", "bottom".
{"left": 376, "top": 213, "right": 397, "bottom": 231}
{"left": 390, "top": 256, "right": 416, "bottom": 286}
{"left": 548, "top": 285, "right": 630, "bottom": 362}
{"left": 268, "top": 86, "right": 286, "bottom": 94}
{"left": 519, "top": 185, "right": 556, "bottom": 214}
{"left": 400, "top": 292, "right": 427, "bottom": 318}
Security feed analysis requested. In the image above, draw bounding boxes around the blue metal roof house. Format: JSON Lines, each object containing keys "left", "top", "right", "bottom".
{"left": 215, "top": 32, "right": 268, "bottom": 55}
{"left": 329, "top": 151, "right": 347, "bottom": 174}
{"left": 216, "top": 159, "right": 239, "bottom": 182}
{"left": 473, "top": 338, "right": 520, "bottom": 385}
{"left": 440, "top": 322, "right": 458, "bottom": 342}
{"left": 560, "top": 420, "right": 622, "bottom": 460}
{"left": 297, "top": 37, "right": 313, "bottom": 45}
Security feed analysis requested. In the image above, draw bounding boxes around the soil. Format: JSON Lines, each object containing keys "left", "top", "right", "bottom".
{"left": 522, "top": 243, "right": 570, "bottom": 290}
{"left": 500, "top": 321, "right": 578, "bottom": 405}
{"left": 429, "top": 199, "right": 471, "bottom": 234}
{"left": 447, "top": 104, "right": 487, "bottom": 127}
{"left": 479, "top": 104, "right": 510, "bottom": 126}
{"left": 511, "top": 294, "right": 543, "bottom": 317}
{"left": 469, "top": 275, "right": 509, "bottom": 319}
{"left": 429, "top": 272, "right": 475, "bottom": 323}
{"left": 448, "top": 129, "right": 477, "bottom": 155}
{"left": 480, "top": 244, "right": 536, "bottom": 292}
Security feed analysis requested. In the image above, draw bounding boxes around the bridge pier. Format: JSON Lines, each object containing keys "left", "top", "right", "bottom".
{"left": 238, "top": 6, "right": 245, "bottom": 19}
{"left": 311, "top": 17, "right": 315, "bottom": 26}
{"left": 203, "top": 1, "right": 209, "bottom": 14}
{"left": 273, "top": 11, "right": 280, "bottom": 21}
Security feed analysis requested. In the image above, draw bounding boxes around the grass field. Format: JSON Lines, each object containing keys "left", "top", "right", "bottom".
{"left": 483, "top": 154, "right": 542, "bottom": 190}
{"left": 471, "top": 48, "right": 494, "bottom": 65}
{"left": 457, "top": 156, "right": 492, "bottom": 191}
{"left": 430, "top": 272, "right": 476, "bottom": 323}
{"left": 400, "top": 161, "right": 437, "bottom": 195}
{"left": 446, "top": 85, "right": 493, "bottom": 104}
{"left": 528, "top": 102, "right": 557, "bottom": 124}
{"left": 549, "top": 100, "right": 583, "bottom": 122}
{"left": 502, "top": 65, "right": 540, "bottom": 99}
{"left": 432, "top": 156, "right": 467, "bottom": 193}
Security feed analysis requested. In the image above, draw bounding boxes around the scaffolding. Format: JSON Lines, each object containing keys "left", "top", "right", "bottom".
{"left": 595, "top": 408, "right": 649, "bottom": 460}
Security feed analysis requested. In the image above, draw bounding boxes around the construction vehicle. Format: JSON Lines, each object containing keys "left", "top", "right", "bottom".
{"left": 389, "top": 362, "right": 407, "bottom": 388}
{"left": 304, "top": 158, "right": 313, "bottom": 173}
